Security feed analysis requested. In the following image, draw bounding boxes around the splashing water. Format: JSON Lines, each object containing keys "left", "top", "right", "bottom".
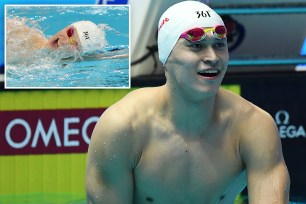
{"left": 6, "top": 17, "right": 84, "bottom": 67}
{"left": 6, "top": 17, "right": 47, "bottom": 64}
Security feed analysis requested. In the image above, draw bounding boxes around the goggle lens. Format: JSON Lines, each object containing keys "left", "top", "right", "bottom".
{"left": 186, "top": 28, "right": 205, "bottom": 41}
{"left": 213, "top": 25, "right": 227, "bottom": 39}
{"left": 67, "top": 27, "right": 74, "bottom": 37}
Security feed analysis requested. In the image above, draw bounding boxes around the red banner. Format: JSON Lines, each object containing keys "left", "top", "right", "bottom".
{"left": 0, "top": 108, "right": 106, "bottom": 155}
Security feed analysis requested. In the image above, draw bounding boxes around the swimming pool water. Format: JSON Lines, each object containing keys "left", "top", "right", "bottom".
{"left": 5, "top": 5, "right": 130, "bottom": 88}
{"left": 6, "top": 51, "right": 129, "bottom": 88}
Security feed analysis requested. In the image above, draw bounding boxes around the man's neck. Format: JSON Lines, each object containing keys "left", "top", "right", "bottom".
{"left": 160, "top": 85, "right": 217, "bottom": 136}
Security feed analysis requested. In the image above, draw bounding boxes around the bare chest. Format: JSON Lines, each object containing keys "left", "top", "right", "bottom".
{"left": 133, "top": 126, "right": 246, "bottom": 204}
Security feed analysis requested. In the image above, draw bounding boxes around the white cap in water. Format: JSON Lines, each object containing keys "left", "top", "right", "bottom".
{"left": 72, "top": 20, "right": 107, "bottom": 52}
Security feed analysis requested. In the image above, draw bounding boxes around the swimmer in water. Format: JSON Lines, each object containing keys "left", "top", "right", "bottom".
{"left": 6, "top": 18, "right": 127, "bottom": 64}
{"left": 86, "top": 1, "right": 290, "bottom": 204}
{"left": 46, "top": 20, "right": 106, "bottom": 51}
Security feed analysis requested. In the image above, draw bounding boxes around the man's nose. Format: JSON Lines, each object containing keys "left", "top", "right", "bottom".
{"left": 202, "top": 46, "right": 218, "bottom": 65}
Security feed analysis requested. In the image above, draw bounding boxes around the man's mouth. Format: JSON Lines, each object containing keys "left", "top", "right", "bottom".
{"left": 197, "top": 69, "right": 220, "bottom": 78}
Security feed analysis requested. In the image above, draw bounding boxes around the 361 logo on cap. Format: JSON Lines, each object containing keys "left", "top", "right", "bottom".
{"left": 196, "top": 10, "right": 211, "bottom": 18}
{"left": 83, "top": 31, "right": 90, "bottom": 40}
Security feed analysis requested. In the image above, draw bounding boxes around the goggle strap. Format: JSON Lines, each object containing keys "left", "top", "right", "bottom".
{"left": 69, "top": 37, "right": 75, "bottom": 45}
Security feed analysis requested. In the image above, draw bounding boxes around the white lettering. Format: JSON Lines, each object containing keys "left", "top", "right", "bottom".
{"left": 5, "top": 116, "right": 98, "bottom": 149}
{"left": 296, "top": 125, "right": 306, "bottom": 137}
{"left": 82, "top": 116, "right": 99, "bottom": 144}
{"left": 64, "top": 117, "right": 80, "bottom": 147}
{"left": 31, "top": 119, "right": 61, "bottom": 147}
{"left": 275, "top": 110, "right": 289, "bottom": 125}
{"left": 6, "top": 118, "right": 31, "bottom": 149}
{"left": 278, "top": 125, "right": 306, "bottom": 138}
{"left": 286, "top": 125, "right": 296, "bottom": 138}
{"left": 275, "top": 110, "right": 306, "bottom": 138}
{"left": 279, "top": 126, "right": 286, "bottom": 138}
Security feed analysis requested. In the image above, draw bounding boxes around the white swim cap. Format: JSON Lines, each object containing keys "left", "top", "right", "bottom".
{"left": 157, "top": 1, "right": 225, "bottom": 64}
{"left": 72, "top": 21, "right": 106, "bottom": 53}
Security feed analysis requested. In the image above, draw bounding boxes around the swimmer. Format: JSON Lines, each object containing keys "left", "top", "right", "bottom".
{"left": 6, "top": 18, "right": 127, "bottom": 64}
{"left": 86, "top": 1, "right": 290, "bottom": 204}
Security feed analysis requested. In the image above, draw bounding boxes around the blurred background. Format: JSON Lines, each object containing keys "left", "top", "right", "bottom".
{"left": 1, "top": 0, "right": 306, "bottom": 203}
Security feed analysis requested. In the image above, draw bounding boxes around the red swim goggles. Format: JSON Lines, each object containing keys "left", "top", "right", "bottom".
{"left": 67, "top": 27, "right": 76, "bottom": 45}
{"left": 180, "top": 25, "right": 227, "bottom": 42}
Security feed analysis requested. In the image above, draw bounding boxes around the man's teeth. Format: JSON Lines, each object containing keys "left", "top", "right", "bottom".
{"left": 198, "top": 69, "right": 220, "bottom": 77}
{"left": 201, "top": 70, "right": 218, "bottom": 74}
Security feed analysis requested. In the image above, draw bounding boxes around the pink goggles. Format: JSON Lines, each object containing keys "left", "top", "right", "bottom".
{"left": 180, "top": 25, "right": 227, "bottom": 42}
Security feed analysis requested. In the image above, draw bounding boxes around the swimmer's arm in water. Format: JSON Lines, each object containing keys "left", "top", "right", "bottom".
{"left": 86, "top": 106, "right": 134, "bottom": 204}
{"left": 240, "top": 108, "right": 290, "bottom": 204}
{"left": 6, "top": 18, "right": 48, "bottom": 51}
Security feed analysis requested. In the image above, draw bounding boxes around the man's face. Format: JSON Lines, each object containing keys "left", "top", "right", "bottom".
{"left": 46, "top": 25, "right": 81, "bottom": 51}
{"left": 165, "top": 28, "right": 229, "bottom": 99}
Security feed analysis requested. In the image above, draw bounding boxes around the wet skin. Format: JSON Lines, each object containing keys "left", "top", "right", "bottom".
{"left": 86, "top": 32, "right": 290, "bottom": 204}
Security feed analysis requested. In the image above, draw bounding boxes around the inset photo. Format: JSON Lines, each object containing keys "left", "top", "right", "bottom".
{"left": 5, "top": 5, "right": 130, "bottom": 89}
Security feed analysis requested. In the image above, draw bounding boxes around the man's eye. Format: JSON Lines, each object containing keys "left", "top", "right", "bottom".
{"left": 190, "top": 43, "right": 202, "bottom": 49}
{"left": 214, "top": 42, "right": 226, "bottom": 48}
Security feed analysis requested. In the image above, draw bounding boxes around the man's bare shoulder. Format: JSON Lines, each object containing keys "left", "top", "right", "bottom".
{"left": 108, "top": 86, "right": 160, "bottom": 121}
{"left": 112, "top": 87, "right": 160, "bottom": 109}
{"left": 219, "top": 89, "right": 280, "bottom": 161}
{"left": 219, "top": 88, "right": 277, "bottom": 139}
{"left": 89, "top": 87, "right": 159, "bottom": 161}
{"left": 94, "top": 87, "right": 158, "bottom": 136}
{"left": 87, "top": 88, "right": 153, "bottom": 171}
{"left": 219, "top": 88, "right": 272, "bottom": 120}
